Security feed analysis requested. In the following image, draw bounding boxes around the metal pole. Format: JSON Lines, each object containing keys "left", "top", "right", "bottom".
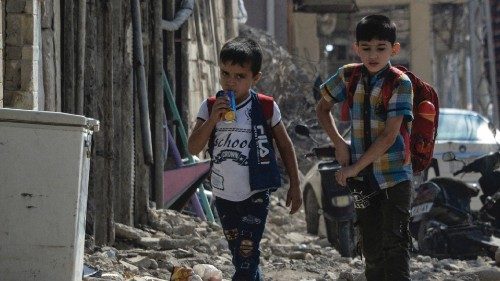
{"left": 131, "top": 0, "right": 154, "bottom": 164}
{"left": 468, "top": 0, "right": 480, "bottom": 112}
{"left": 483, "top": 0, "right": 500, "bottom": 126}
{"left": 75, "top": 0, "right": 86, "bottom": 115}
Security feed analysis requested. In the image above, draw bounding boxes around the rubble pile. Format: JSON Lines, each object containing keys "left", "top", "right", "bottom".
{"left": 239, "top": 24, "right": 322, "bottom": 173}
{"left": 83, "top": 188, "right": 500, "bottom": 281}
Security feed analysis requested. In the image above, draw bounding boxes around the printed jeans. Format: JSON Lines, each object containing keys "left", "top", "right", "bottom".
{"left": 214, "top": 191, "right": 270, "bottom": 281}
{"left": 356, "top": 181, "right": 412, "bottom": 281}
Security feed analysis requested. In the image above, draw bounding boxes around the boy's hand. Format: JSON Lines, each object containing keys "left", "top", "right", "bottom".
{"left": 335, "top": 140, "right": 350, "bottom": 167}
{"left": 209, "top": 96, "right": 229, "bottom": 123}
{"left": 335, "top": 166, "right": 359, "bottom": 187}
{"left": 286, "top": 183, "right": 302, "bottom": 214}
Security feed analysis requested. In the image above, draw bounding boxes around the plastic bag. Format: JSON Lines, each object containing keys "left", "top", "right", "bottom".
{"left": 193, "top": 264, "right": 223, "bottom": 281}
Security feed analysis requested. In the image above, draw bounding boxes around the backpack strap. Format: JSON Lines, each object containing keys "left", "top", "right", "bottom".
{"left": 340, "top": 64, "right": 362, "bottom": 121}
{"left": 256, "top": 93, "right": 274, "bottom": 122}
{"left": 346, "top": 63, "right": 363, "bottom": 108}
{"left": 379, "top": 66, "right": 405, "bottom": 108}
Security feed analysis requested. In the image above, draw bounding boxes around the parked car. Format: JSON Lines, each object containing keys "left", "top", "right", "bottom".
{"left": 425, "top": 108, "right": 500, "bottom": 183}
{"left": 300, "top": 108, "right": 499, "bottom": 236}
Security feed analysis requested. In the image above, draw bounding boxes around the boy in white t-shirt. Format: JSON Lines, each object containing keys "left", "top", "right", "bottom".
{"left": 188, "top": 37, "right": 302, "bottom": 281}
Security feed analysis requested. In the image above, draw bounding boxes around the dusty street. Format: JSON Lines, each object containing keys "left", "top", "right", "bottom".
{"left": 83, "top": 187, "right": 500, "bottom": 281}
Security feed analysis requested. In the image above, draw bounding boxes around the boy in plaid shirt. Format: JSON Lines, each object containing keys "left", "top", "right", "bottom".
{"left": 316, "top": 15, "right": 413, "bottom": 281}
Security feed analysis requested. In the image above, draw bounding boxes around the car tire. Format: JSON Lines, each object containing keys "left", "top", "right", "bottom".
{"left": 304, "top": 186, "right": 320, "bottom": 235}
{"left": 417, "top": 219, "right": 433, "bottom": 256}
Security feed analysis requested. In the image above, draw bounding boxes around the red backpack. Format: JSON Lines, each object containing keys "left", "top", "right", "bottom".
{"left": 344, "top": 64, "right": 439, "bottom": 173}
{"left": 206, "top": 93, "right": 275, "bottom": 157}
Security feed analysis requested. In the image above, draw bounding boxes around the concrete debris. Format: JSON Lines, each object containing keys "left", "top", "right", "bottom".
{"left": 116, "top": 223, "right": 152, "bottom": 241}
{"left": 83, "top": 192, "right": 499, "bottom": 281}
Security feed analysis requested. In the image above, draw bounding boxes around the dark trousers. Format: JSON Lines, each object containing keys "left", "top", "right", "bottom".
{"left": 356, "top": 181, "right": 412, "bottom": 281}
{"left": 214, "top": 191, "right": 270, "bottom": 281}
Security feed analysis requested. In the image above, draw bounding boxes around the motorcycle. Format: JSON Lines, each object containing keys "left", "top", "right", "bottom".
{"left": 410, "top": 151, "right": 500, "bottom": 259}
{"left": 295, "top": 124, "right": 357, "bottom": 257}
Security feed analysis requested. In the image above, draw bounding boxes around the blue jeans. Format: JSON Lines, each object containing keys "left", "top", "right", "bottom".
{"left": 215, "top": 191, "right": 270, "bottom": 281}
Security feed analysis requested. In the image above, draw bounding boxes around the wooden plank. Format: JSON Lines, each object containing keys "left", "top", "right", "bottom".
{"left": 133, "top": 0, "right": 151, "bottom": 226}
{"left": 61, "top": 0, "right": 75, "bottom": 113}
{"left": 134, "top": 71, "right": 150, "bottom": 226}
{"left": 112, "top": 0, "right": 134, "bottom": 226}
{"left": 75, "top": 0, "right": 86, "bottom": 115}
{"left": 92, "top": 0, "right": 115, "bottom": 246}
{"left": 84, "top": 0, "right": 98, "bottom": 244}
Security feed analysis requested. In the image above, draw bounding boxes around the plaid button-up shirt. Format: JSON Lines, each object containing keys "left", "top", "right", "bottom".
{"left": 320, "top": 63, "right": 413, "bottom": 189}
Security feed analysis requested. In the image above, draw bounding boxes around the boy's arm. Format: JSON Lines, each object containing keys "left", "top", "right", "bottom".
{"left": 187, "top": 119, "right": 214, "bottom": 155}
{"left": 335, "top": 115, "right": 403, "bottom": 186}
{"left": 187, "top": 98, "right": 228, "bottom": 155}
{"left": 272, "top": 121, "right": 302, "bottom": 214}
{"left": 316, "top": 97, "right": 350, "bottom": 166}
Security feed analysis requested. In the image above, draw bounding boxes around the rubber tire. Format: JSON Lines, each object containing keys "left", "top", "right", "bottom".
{"left": 326, "top": 218, "right": 356, "bottom": 257}
{"left": 304, "top": 186, "right": 320, "bottom": 235}
{"left": 417, "top": 219, "right": 434, "bottom": 256}
{"left": 337, "top": 220, "right": 356, "bottom": 257}
{"left": 325, "top": 217, "right": 338, "bottom": 248}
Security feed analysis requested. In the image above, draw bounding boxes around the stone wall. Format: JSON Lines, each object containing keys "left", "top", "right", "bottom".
{"left": 3, "top": 0, "right": 41, "bottom": 109}
{"left": 184, "top": 0, "right": 237, "bottom": 129}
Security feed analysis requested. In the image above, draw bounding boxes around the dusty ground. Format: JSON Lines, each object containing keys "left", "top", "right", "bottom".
{"left": 83, "top": 186, "right": 500, "bottom": 281}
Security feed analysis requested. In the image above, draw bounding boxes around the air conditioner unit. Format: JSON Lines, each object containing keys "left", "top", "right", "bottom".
{"left": 293, "top": 0, "right": 358, "bottom": 14}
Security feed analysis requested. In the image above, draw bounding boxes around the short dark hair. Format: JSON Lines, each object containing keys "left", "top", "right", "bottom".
{"left": 219, "top": 37, "right": 262, "bottom": 76}
{"left": 356, "top": 15, "right": 396, "bottom": 45}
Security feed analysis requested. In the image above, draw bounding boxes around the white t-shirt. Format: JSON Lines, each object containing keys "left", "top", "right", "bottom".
{"left": 197, "top": 94, "right": 281, "bottom": 201}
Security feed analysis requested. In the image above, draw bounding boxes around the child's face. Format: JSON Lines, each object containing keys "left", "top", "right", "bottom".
{"left": 219, "top": 61, "right": 261, "bottom": 103}
{"left": 354, "top": 39, "right": 400, "bottom": 75}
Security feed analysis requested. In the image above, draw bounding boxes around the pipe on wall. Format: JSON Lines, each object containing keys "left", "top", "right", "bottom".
{"left": 266, "top": 0, "right": 275, "bottom": 36}
{"left": 161, "top": 0, "right": 194, "bottom": 31}
{"left": 131, "top": 0, "right": 154, "bottom": 164}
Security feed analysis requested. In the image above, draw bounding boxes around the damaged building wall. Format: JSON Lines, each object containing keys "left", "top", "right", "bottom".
{"left": 183, "top": 0, "right": 237, "bottom": 130}
{"left": 3, "top": 0, "right": 43, "bottom": 109}
{"left": 0, "top": 0, "right": 236, "bottom": 245}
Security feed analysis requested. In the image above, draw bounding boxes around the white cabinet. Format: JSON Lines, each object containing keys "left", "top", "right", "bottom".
{"left": 0, "top": 109, "right": 99, "bottom": 281}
